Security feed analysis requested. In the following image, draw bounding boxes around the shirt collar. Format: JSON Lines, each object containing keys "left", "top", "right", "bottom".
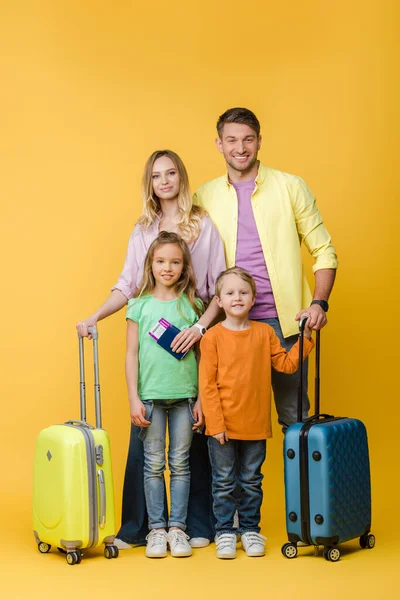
{"left": 224, "top": 161, "right": 266, "bottom": 187}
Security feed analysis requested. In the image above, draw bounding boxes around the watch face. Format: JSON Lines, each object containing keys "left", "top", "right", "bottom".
{"left": 312, "top": 300, "right": 329, "bottom": 312}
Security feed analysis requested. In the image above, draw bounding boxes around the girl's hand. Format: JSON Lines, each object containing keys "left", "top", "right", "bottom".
{"left": 213, "top": 431, "right": 229, "bottom": 445}
{"left": 171, "top": 325, "right": 202, "bottom": 354}
{"left": 192, "top": 398, "right": 204, "bottom": 430}
{"left": 76, "top": 316, "right": 98, "bottom": 339}
{"left": 130, "top": 399, "right": 150, "bottom": 427}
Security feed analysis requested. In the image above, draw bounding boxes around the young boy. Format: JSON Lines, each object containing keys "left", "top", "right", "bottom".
{"left": 199, "top": 267, "right": 314, "bottom": 559}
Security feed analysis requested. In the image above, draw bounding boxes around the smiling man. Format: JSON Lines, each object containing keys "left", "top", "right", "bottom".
{"left": 194, "top": 107, "right": 338, "bottom": 428}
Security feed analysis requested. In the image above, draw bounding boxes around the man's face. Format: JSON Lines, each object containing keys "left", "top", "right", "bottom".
{"left": 216, "top": 123, "right": 261, "bottom": 175}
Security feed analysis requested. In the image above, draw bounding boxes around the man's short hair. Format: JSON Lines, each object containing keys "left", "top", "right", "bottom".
{"left": 217, "top": 107, "right": 261, "bottom": 138}
{"left": 215, "top": 267, "right": 257, "bottom": 298}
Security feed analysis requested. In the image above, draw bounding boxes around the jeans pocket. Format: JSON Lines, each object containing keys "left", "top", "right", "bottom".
{"left": 137, "top": 401, "right": 154, "bottom": 441}
{"left": 188, "top": 398, "right": 204, "bottom": 435}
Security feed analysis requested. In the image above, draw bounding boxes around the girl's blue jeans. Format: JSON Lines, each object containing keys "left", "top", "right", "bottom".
{"left": 140, "top": 398, "right": 194, "bottom": 531}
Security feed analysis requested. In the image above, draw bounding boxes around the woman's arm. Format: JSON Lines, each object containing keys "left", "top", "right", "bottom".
{"left": 125, "top": 319, "right": 150, "bottom": 427}
{"left": 76, "top": 289, "right": 128, "bottom": 338}
{"left": 171, "top": 296, "right": 222, "bottom": 353}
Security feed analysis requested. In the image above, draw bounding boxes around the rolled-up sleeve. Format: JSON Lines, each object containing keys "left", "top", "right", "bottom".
{"left": 290, "top": 178, "right": 338, "bottom": 273}
{"left": 111, "top": 226, "right": 141, "bottom": 300}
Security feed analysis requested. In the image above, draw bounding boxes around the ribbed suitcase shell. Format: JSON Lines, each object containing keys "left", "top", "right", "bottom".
{"left": 284, "top": 417, "right": 371, "bottom": 546}
{"left": 33, "top": 423, "right": 116, "bottom": 551}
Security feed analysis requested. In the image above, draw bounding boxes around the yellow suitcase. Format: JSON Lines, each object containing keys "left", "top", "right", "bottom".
{"left": 33, "top": 328, "right": 118, "bottom": 565}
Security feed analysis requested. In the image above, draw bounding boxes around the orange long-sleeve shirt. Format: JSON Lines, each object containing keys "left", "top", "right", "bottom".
{"left": 199, "top": 321, "right": 314, "bottom": 440}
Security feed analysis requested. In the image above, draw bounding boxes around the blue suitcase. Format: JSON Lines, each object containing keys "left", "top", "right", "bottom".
{"left": 282, "top": 321, "right": 375, "bottom": 562}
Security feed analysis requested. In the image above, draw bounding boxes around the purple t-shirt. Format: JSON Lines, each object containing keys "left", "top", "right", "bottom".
{"left": 233, "top": 179, "right": 278, "bottom": 319}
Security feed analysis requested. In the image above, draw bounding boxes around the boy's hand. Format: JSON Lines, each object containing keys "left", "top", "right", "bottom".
{"left": 130, "top": 399, "right": 150, "bottom": 427}
{"left": 213, "top": 431, "right": 229, "bottom": 445}
{"left": 192, "top": 398, "right": 205, "bottom": 430}
{"left": 297, "top": 311, "right": 313, "bottom": 339}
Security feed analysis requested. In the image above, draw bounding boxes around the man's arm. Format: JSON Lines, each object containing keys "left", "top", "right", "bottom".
{"left": 296, "top": 268, "right": 336, "bottom": 330}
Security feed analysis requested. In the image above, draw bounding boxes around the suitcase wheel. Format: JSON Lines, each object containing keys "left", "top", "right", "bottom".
{"left": 323, "top": 547, "right": 341, "bottom": 562}
{"left": 281, "top": 542, "right": 298, "bottom": 559}
{"left": 66, "top": 550, "right": 82, "bottom": 565}
{"left": 38, "top": 542, "right": 51, "bottom": 554}
{"left": 360, "top": 533, "right": 375, "bottom": 549}
{"left": 104, "top": 545, "right": 119, "bottom": 559}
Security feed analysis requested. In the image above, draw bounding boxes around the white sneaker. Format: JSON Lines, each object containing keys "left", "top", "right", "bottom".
{"left": 167, "top": 529, "right": 192, "bottom": 557}
{"left": 189, "top": 537, "right": 210, "bottom": 548}
{"left": 241, "top": 532, "right": 267, "bottom": 557}
{"left": 113, "top": 537, "right": 133, "bottom": 550}
{"left": 215, "top": 533, "right": 237, "bottom": 559}
{"left": 145, "top": 529, "right": 167, "bottom": 558}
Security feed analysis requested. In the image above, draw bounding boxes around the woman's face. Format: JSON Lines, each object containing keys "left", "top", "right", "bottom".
{"left": 152, "top": 155, "right": 180, "bottom": 201}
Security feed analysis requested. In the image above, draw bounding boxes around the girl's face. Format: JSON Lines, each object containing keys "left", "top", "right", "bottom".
{"left": 152, "top": 243, "right": 184, "bottom": 288}
{"left": 152, "top": 155, "right": 180, "bottom": 201}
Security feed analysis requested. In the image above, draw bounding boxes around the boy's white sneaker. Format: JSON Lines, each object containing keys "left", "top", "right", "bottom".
{"left": 113, "top": 537, "right": 133, "bottom": 550}
{"left": 167, "top": 529, "right": 192, "bottom": 557}
{"left": 189, "top": 537, "right": 210, "bottom": 548}
{"left": 241, "top": 532, "right": 267, "bottom": 557}
{"left": 215, "top": 533, "right": 237, "bottom": 559}
{"left": 145, "top": 529, "right": 168, "bottom": 558}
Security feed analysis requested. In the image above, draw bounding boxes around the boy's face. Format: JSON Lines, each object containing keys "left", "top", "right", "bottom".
{"left": 216, "top": 274, "right": 255, "bottom": 318}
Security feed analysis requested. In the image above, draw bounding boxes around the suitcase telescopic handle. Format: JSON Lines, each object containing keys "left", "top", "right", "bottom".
{"left": 297, "top": 317, "right": 321, "bottom": 423}
{"left": 78, "top": 326, "right": 102, "bottom": 429}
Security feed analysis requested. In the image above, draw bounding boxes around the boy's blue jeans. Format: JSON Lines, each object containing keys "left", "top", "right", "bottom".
{"left": 208, "top": 437, "right": 267, "bottom": 534}
{"left": 141, "top": 399, "right": 194, "bottom": 531}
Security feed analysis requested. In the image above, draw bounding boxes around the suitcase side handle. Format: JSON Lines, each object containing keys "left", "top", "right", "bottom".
{"left": 98, "top": 469, "right": 106, "bottom": 528}
{"left": 78, "top": 327, "right": 102, "bottom": 429}
{"left": 297, "top": 318, "right": 321, "bottom": 423}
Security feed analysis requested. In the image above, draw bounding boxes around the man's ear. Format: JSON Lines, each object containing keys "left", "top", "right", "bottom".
{"left": 215, "top": 137, "right": 223, "bottom": 154}
{"left": 257, "top": 135, "right": 262, "bottom": 151}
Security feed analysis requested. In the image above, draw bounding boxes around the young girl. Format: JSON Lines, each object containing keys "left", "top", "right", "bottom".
{"left": 125, "top": 230, "right": 203, "bottom": 558}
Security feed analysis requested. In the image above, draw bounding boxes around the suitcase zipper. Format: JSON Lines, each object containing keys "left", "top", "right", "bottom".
{"left": 66, "top": 424, "right": 99, "bottom": 548}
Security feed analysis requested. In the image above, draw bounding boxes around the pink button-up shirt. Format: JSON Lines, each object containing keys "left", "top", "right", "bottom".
{"left": 112, "top": 215, "right": 226, "bottom": 303}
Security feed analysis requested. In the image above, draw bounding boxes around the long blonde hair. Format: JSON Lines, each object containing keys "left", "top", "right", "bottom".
{"left": 136, "top": 231, "right": 203, "bottom": 321}
{"left": 138, "top": 150, "right": 205, "bottom": 242}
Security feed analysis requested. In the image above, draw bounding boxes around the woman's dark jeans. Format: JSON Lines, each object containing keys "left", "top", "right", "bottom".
{"left": 116, "top": 424, "right": 215, "bottom": 545}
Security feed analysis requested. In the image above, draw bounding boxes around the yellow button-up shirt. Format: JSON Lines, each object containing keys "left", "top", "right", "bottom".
{"left": 194, "top": 163, "right": 338, "bottom": 338}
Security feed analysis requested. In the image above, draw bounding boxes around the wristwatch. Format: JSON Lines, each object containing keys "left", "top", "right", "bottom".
{"left": 311, "top": 299, "right": 329, "bottom": 313}
{"left": 193, "top": 323, "right": 207, "bottom": 336}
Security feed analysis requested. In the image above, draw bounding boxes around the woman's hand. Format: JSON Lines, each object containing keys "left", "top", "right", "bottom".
{"left": 171, "top": 325, "right": 202, "bottom": 354}
{"left": 213, "top": 431, "right": 229, "bottom": 445}
{"left": 192, "top": 398, "right": 204, "bottom": 431}
{"left": 130, "top": 399, "right": 151, "bottom": 427}
{"left": 76, "top": 316, "right": 98, "bottom": 339}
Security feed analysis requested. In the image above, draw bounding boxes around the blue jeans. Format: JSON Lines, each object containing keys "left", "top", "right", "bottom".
{"left": 208, "top": 437, "right": 266, "bottom": 534}
{"left": 141, "top": 399, "right": 194, "bottom": 530}
{"left": 116, "top": 424, "right": 215, "bottom": 545}
{"left": 258, "top": 318, "right": 309, "bottom": 429}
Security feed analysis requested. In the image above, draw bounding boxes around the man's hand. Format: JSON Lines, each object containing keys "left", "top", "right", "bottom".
{"left": 213, "top": 431, "right": 229, "bottom": 445}
{"left": 192, "top": 398, "right": 205, "bottom": 431}
{"left": 171, "top": 325, "right": 202, "bottom": 354}
{"left": 296, "top": 304, "right": 327, "bottom": 331}
{"left": 130, "top": 399, "right": 151, "bottom": 427}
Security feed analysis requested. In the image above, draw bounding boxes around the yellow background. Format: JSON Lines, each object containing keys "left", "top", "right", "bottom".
{"left": 1, "top": 1, "right": 399, "bottom": 598}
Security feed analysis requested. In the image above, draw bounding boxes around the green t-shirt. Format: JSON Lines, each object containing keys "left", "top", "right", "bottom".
{"left": 126, "top": 294, "right": 201, "bottom": 400}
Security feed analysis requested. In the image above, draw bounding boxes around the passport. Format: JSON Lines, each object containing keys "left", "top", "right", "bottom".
{"left": 148, "top": 318, "right": 190, "bottom": 360}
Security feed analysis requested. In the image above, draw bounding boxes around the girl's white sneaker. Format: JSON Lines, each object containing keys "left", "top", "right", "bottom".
{"left": 145, "top": 529, "right": 168, "bottom": 558}
{"left": 167, "top": 529, "right": 192, "bottom": 557}
{"left": 189, "top": 537, "right": 210, "bottom": 548}
{"left": 241, "top": 532, "right": 267, "bottom": 557}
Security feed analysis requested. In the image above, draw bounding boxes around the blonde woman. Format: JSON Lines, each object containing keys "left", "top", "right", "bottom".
{"left": 77, "top": 150, "right": 226, "bottom": 548}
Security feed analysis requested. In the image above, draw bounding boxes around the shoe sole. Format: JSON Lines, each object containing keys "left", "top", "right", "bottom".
{"left": 145, "top": 551, "right": 167, "bottom": 558}
{"left": 216, "top": 553, "right": 236, "bottom": 559}
{"left": 170, "top": 551, "right": 192, "bottom": 557}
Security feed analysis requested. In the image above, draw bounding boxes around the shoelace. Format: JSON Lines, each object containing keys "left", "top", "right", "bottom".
{"left": 168, "top": 530, "right": 189, "bottom": 548}
{"left": 146, "top": 530, "right": 167, "bottom": 548}
{"left": 243, "top": 532, "right": 267, "bottom": 547}
{"left": 216, "top": 533, "right": 236, "bottom": 550}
